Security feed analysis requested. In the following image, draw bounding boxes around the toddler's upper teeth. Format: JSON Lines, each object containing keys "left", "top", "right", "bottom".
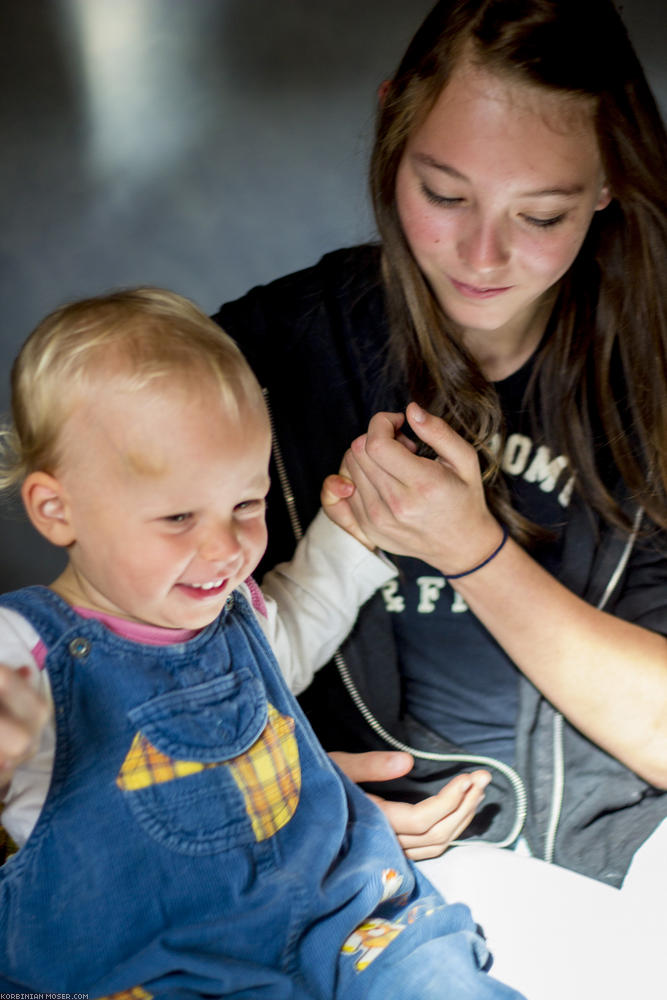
{"left": 192, "top": 579, "right": 223, "bottom": 590}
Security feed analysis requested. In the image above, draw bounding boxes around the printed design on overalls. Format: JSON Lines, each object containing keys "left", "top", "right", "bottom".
{"left": 116, "top": 704, "right": 300, "bottom": 842}
{"left": 379, "top": 867, "right": 407, "bottom": 902}
{"left": 342, "top": 878, "right": 437, "bottom": 974}
{"left": 95, "top": 988, "right": 153, "bottom": 1000}
{"left": 342, "top": 918, "right": 405, "bottom": 971}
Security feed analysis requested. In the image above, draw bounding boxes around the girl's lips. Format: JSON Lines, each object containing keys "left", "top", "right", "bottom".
{"left": 450, "top": 277, "right": 513, "bottom": 299}
{"left": 176, "top": 579, "right": 229, "bottom": 600}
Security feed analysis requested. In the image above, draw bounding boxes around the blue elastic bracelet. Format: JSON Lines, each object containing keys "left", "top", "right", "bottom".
{"left": 443, "top": 525, "right": 509, "bottom": 580}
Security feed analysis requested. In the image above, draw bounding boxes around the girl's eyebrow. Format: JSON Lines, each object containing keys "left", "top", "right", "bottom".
{"left": 413, "top": 152, "right": 468, "bottom": 180}
{"left": 412, "top": 152, "right": 585, "bottom": 198}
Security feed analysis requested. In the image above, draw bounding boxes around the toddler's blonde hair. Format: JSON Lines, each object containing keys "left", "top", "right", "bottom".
{"left": 0, "top": 287, "right": 266, "bottom": 491}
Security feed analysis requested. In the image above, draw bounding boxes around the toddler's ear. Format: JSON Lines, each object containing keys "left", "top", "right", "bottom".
{"left": 21, "top": 472, "right": 75, "bottom": 547}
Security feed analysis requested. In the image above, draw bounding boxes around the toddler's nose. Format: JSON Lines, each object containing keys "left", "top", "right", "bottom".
{"left": 198, "top": 523, "right": 242, "bottom": 565}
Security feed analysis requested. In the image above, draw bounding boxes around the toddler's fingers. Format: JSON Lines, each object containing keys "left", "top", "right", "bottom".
{"left": 321, "top": 473, "right": 355, "bottom": 507}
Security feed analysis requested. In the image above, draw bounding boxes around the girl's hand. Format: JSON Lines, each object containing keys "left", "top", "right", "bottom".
{"left": 342, "top": 403, "right": 502, "bottom": 574}
{"left": 321, "top": 424, "right": 420, "bottom": 551}
{"left": 329, "top": 749, "right": 490, "bottom": 860}
{"left": 0, "top": 663, "right": 49, "bottom": 791}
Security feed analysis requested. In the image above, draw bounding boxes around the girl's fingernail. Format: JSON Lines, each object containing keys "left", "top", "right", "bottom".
{"left": 410, "top": 402, "right": 425, "bottom": 423}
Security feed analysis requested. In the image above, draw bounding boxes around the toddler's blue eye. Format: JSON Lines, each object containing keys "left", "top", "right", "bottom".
{"left": 235, "top": 499, "right": 266, "bottom": 513}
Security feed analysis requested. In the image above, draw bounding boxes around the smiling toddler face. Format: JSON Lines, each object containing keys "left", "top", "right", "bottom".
{"left": 52, "top": 375, "right": 271, "bottom": 630}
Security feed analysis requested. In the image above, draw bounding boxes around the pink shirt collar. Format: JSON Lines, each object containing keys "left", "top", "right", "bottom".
{"left": 74, "top": 606, "right": 200, "bottom": 646}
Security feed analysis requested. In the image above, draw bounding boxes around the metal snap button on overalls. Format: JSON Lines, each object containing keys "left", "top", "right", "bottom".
{"left": 69, "top": 636, "right": 91, "bottom": 659}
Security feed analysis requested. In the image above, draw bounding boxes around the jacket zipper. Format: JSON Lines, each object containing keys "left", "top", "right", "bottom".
{"left": 543, "top": 506, "right": 644, "bottom": 864}
{"left": 264, "top": 389, "right": 527, "bottom": 849}
{"left": 332, "top": 648, "right": 527, "bottom": 848}
{"left": 264, "top": 390, "right": 304, "bottom": 545}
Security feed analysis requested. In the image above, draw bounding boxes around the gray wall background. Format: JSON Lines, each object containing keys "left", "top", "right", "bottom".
{"left": 1, "top": 0, "right": 664, "bottom": 594}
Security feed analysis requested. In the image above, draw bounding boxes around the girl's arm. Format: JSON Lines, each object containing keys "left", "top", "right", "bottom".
{"left": 330, "top": 749, "right": 491, "bottom": 861}
{"left": 339, "top": 404, "right": 667, "bottom": 789}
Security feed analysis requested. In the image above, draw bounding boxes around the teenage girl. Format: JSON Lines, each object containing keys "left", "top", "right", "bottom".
{"left": 215, "top": 0, "right": 667, "bottom": 889}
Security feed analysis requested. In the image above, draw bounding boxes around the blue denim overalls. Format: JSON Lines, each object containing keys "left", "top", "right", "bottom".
{"left": 0, "top": 586, "right": 524, "bottom": 999}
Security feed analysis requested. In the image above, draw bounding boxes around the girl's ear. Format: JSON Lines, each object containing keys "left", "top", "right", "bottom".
{"left": 595, "top": 183, "right": 612, "bottom": 212}
{"left": 377, "top": 79, "right": 392, "bottom": 106}
{"left": 21, "top": 472, "right": 75, "bottom": 547}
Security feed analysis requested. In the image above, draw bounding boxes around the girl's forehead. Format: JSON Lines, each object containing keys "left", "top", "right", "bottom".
{"left": 429, "top": 59, "right": 589, "bottom": 126}
{"left": 409, "top": 62, "right": 601, "bottom": 179}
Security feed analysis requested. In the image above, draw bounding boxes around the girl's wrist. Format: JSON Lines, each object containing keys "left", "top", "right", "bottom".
{"left": 442, "top": 525, "right": 509, "bottom": 580}
{"left": 432, "top": 519, "right": 507, "bottom": 579}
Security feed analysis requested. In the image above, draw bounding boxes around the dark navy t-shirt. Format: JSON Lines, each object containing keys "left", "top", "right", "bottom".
{"left": 387, "top": 356, "right": 572, "bottom": 764}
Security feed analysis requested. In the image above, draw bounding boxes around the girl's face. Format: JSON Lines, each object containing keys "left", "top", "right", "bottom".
{"left": 51, "top": 379, "right": 271, "bottom": 631}
{"left": 395, "top": 62, "right": 611, "bottom": 370}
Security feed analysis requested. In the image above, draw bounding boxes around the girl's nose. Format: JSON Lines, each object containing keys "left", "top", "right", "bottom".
{"left": 457, "top": 213, "right": 510, "bottom": 273}
{"left": 198, "top": 522, "right": 242, "bottom": 565}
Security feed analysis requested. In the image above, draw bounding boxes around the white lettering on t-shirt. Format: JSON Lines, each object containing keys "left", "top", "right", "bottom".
{"left": 450, "top": 590, "right": 469, "bottom": 614}
{"left": 381, "top": 580, "right": 405, "bottom": 613}
{"left": 501, "top": 433, "right": 533, "bottom": 475}
{"left": 524, "top": 446, "right": 570, "bottom": 495}
{"left": 416, "top": 577, "right": 445, "bottom": 612}
{"left": 382, "top": 578, "right": 469, "bottom": 615}
{"left": 491, "top": 432, "right": 572, "bottom": 508}
{"left": 558, "top": 475, "right": 575, "bottom": 507}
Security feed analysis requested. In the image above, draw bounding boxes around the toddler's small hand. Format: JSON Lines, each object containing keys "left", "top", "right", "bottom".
{"left": 0, "top": 663, "right": 50, "bottom": 791}
{"left": 321, "top": 472, "right": 375, "bottom": 550}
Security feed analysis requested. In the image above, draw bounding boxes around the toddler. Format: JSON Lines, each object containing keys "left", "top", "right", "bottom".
{"left": 0, "top": 288, "right": 523, "bottom": 998}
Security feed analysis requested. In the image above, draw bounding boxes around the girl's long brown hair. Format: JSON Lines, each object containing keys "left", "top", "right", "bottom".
{"left": 370, "top": 0, "right": 667, "bottom": 542}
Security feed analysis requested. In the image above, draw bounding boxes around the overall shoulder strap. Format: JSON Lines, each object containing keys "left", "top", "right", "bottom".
{"left": 0, "top": 586, "right": 81, "bottom": 649}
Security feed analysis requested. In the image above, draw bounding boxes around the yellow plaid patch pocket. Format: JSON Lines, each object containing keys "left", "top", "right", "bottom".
{"left": 116, "top": 732, "right": 221, "bottom": 791}
{"left": 116, "top": 703, "right": 300, "bottom": 851}
{"left": 227, "top": 705, "right": 301, "bottom": 841}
